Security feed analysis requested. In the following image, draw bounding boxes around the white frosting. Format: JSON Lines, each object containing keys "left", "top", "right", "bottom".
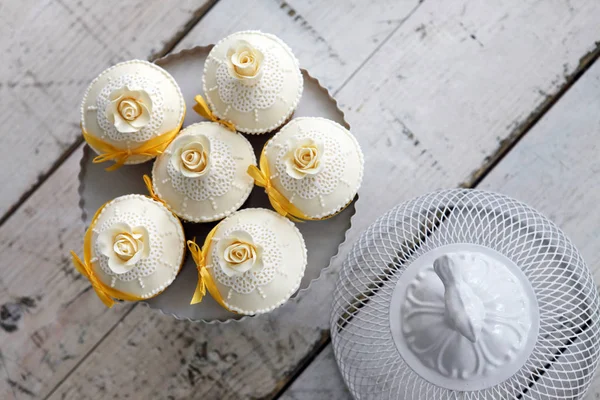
{"left": 264, "top": 117, "right": 364, "bottom": 219}
{"left": 90, "top": 195, "right": 185, "bottom": 299}
{"left": 203, "top": 31, "right": 303, "bottom": 134}
{"left": 152, "top": 122, "right": 256, "bottom": 222}
{"left": 81, "top": 60, "right": 185, "bottom": 164}
{"left": 206, "top": 208, "right": 307, "bottom": 315}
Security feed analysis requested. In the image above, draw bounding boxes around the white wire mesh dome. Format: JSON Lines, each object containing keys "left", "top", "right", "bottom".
{"left": 331, "top": 189, "right": 600, "bottom": 399}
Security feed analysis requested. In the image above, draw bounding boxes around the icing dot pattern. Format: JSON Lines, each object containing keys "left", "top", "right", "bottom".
{"left": 166, "top": 136, "right": 236, "bottom": 202}
{"left": 214, "top": 44, "right": 284, "bottom": 113}
{"left": 96, "top": 74, "right": 164, "bottom": 142}
{"left": 275, "top": 129, "right": 345, "bottom": 200}
{"left": 95, "top": 212, "right": 163, "bottom": 283}
{"left": 212, "top": 223, "right": 281, "bottom": 295}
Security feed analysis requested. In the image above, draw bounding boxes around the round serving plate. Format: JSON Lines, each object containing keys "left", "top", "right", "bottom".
{"left": 79, "top": 46, "right": 356, "bottom": 323}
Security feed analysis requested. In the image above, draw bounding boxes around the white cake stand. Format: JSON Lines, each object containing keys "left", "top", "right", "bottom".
{"left": 79, "top": 46, "right": 356, "bottom": 323}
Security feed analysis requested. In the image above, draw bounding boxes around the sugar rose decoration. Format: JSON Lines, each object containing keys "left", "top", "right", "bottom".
{"left": 226, "top": 40, "right": 264, "bottom": 85}
{"left": 105, "top": 86, "right": 153, "bottom": 133}
{"left": 284, "top": 138, "right": 324, "bottom": 179}
{"left": 97, "top": 222, "right": 150, "bottom": 274}
{"left": 171, "top": 135, "right": 211, "bottom": 178}
{"left": 217, "top": 231, "right": 263, "bottom": 277}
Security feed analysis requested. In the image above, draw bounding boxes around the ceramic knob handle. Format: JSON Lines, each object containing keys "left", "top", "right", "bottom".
{"left": 433, "top": 253, "right": 486, "bottom": 343}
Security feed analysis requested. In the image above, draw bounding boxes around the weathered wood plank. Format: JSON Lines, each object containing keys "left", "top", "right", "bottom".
{"left": 282, "top": 46, "right": 600, "bottom": 400}
{"left": 0, "top": 0, "right": 216, "bottom": 222}
{"left": 175, "top": 0, "right": 420, "bottom": 90}
{"left": 477, "top": 66, "right": 600, "bottom": 400}
{"left": 45, "top": 1, "right": 600, "bottom": 399}
{"left": 0, "top": 147, "right": 136, "bottom": 400}
{"left": 0, "top": 1, "right": 423, "bottom": 399}
{"left": 279, "top": 346, "right": 350, "bottom": 400}
{"left": 0, "top": 1, "right": 218, "bottom": 398}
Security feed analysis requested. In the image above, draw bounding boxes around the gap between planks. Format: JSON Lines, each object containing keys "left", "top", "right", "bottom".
{"left": 13, "top": 1, "right": 425, "bottom": 398}
{"left": 42, "top": 305, "right": 137, "bottom": 400}
{"left": 30, "top": 2, "right": 220, "bottom": 399}
{"left": 269, "top": 43, "right": 600, "bottom": 400}
{"left": 21, "top": 2, "right": 600, "bottom": 399}
{"left": 0, "top": 0, "right": 220, "bottom": 231}
{"left": 33, "top": 2, "right": 426, "bottom": 397}
{"left": 331, "top": 0, "right": 425, "bottom": 97}
{"left": 37, "top": 2, "right": 423, "bottom": 397}
{"left": 466, "top": 40, "right": 600, "bottom": 188}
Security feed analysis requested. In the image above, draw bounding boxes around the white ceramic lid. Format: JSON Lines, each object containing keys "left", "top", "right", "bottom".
{"left": 81, "top": 60, "right": 185, "bottom": 164}
{"left": 90, "top": 194, "right": 186, "bottom": 299}
{"left": 152, "top": 122, "right": 256, "bottom": 222}
{"left": 205, "top": 208, "right": 307, "bottom": 315}
{"left": 203, "top": 30, "right": 303, "bottom": 134}
{"left": 389, "top": 244, "right": 540, "bottom": 391}
{"left": 264, "top": 117, "right": 363, "bottom": 219}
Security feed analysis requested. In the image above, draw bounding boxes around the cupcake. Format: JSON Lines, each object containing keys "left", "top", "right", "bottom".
{"left": 249, "top": 117, "right": 364, "bottom": 220}
{"left": 188, "top": 208, "right": 307, "bottom": 315}
{"left": 151, "top": 122, "right": 256, "bottom": 222}
{"left": 70, "top": 194, "right": 185, "bottom": 306}
{"left": 201, "top": 30, "right": 303, "bottom": 134}
{"left": 81, "top": 60, "right": 185, "bottom": 170}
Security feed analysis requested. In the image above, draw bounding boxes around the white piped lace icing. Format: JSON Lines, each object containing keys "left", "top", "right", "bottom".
{"left": 214, "top": 44, "right": 284, "bottom": 113}
{"left": 212, "top": 223, "right": 282, "bottom": 295}
{"left": 92, "top": 195, "right": 185, "bottom": 299}
{"left": 203, "top": 31, "right": 303, "bottom": 134}
{"left": 166, "top": 136, "right": 236, "bottom": 201}
{"left": 96, "top": 74, "right": 164, "bottom": 142}
{"left": 275, "top": 129, "right": 345, "bottom": 200}
{"left": 96, "top": 211, "right": 163, "bottom": 283}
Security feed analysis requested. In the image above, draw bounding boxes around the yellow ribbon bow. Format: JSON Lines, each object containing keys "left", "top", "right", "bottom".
{"left": 142, "top": 174, "right": 169, "bottom": 209}
{"left": 70, "top": 203, "right": 144, "bottom": 308}
{"left": 82, "top": 108, "right": 185, "bottom": 171}
{"left": 247, "top": 151, "right": 310, "bottom": 223}
{"left": 193, "top": 95, "right": 236, "bottom": 132}
{"left": 187, "top": 231, "right": 230, "bottom": 311}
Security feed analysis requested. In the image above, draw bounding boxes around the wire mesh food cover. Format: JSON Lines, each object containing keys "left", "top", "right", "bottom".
{"left": 330, "top": 189, "right": 600, "bottom": 399}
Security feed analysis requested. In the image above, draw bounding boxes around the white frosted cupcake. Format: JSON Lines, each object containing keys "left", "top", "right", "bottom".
{"left": 254, "top": 117, "right": 363, "bottom": 220}
{"left": 151, "top": 122, "right": 256, "bottom": 222}
{"left": 192, "top": 208, "right": 307, "bottom": 315}
{"left": 71, "top": 194, "right": 186, "bottom": 307}
{"left": 202, "top": 30, "right": 303, "bottom": 134}
{"left": 81, "top": 60, "right": 185, "bottom": 170}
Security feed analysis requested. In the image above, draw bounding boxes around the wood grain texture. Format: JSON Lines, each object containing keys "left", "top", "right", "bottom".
{"left": 279, "top": 346, "right": 350, "bottom": 400}
{"left": 3, "top": 1, "right": 600, "bottom": 400}
{"left": 0, "top": 0, "right": 216, "bottom": 221}
{"left": 0, "top": 1, "right": 217, "bottom": 399}
{"left": 0, "top": 147, "right": 135, "bottom": 400}
{"left": 42, "top": 1, "right": 600, "bottom": 400}
{"left": 0, "top": 1, "right": 423, "bottom": 399}
{"left": 281, "top": 45, "right": 600, "bottom": 400}
{"left": 174, "top": 0, "right": 421, "bottom": 90}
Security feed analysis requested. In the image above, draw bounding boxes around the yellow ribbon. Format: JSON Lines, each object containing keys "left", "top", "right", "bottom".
{"left": 187, "top": 231, "right": 231, "bottom": 311}
{"left": 247, "top": 151, "right": 312, "bottom": 222}
{"left": 193, "top": 95, "right": 236, "bottom": 132}
{"left": 142, "top": 174, "right": 169, "bottom": 209}
{"left": 248, "top": 149, "right": 357, "bottom": 222}
{"left": 70, "top": 203, "right": 144, "bottom": 308}
{"left": 82, "top": 109, "right": 185, "bottom": 171}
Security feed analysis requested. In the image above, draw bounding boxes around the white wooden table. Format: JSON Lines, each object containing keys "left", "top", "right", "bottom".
{"left": 1, "top": 1, "right": 600, "bottom": 399}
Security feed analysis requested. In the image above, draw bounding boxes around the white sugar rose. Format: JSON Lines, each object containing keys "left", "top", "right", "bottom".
{"left": 226, "top": 40, "right": 264, "bottom": 85}
{"left": 170, "top": 134, "right": 211, "bottom": 178}
{"left": 284, "top": 138, "right": 324, "bottom": 179}
{"left": 105, "top": 86, "right": 153, "bottom": 133}
{"left": 216, "top": 230, "right": 263, "bottom": 277}
{"left": 97, "top": 222, "right": 150, "bottom": 274}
